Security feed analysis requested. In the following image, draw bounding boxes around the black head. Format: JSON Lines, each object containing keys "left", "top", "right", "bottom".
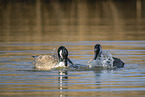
{"left": 93, "top": 44, "right": 102, "bottom": 60}
{"left": 57, "top": 46, "right": 68, "bottom": 66}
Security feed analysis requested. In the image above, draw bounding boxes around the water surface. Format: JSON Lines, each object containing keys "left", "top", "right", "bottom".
{"left": 0, "top": 41, "right": 145, "bottom": 97}
{"left": 0, "top": 0, "right": 145, "bottom": 97}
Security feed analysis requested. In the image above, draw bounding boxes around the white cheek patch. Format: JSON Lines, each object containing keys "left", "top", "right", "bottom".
{"left": 59, "top": 50, "right": 63, "bottom": 58}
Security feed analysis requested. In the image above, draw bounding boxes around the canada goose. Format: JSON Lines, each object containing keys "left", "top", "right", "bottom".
{"left": 33, "top": 46, "right": 73, "bottom": 70}
{"left": 88, "top": 44, "right": 124, "bottom": 68}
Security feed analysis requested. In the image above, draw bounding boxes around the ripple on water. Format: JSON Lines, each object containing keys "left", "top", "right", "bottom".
{"left": 0, "top": 41, "right": 145, "bottom": 96}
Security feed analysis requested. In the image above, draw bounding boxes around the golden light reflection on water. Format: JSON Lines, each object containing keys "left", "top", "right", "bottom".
{"left": 0, "top": 0, "right": 145, "bottom": 42}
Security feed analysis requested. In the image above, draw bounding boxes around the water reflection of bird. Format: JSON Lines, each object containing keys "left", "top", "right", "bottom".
{"left": 58, "top": 70, "right": 68, "bottom": 97}
{"left": 32, "top": 46, "right": 74, "bottom": 70}
{"left": 88, "top": 44, "right": 124, "bottom": 68}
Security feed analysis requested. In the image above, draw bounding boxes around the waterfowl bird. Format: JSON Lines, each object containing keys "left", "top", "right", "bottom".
{"left": 33, "top": 46, "right": 73, "bottom": 70}
{"left": 88, "top": 44, "right": 124, "bottom": 68}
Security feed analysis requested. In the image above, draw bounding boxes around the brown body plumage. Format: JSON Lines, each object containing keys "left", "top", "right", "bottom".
{"left": 33, "top": 55, "right": 61, "bottom": 70}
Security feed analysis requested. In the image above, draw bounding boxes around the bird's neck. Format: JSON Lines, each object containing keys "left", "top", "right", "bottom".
{"left": 94, "top": 51, "right": 101, "bottom": 60}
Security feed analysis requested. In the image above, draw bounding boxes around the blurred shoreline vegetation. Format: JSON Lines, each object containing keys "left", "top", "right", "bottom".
{"left": 0, "top": 0, "right": 145, "bottom": 42}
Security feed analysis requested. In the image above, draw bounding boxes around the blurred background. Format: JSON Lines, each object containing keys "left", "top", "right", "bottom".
{"left": 0, "top": 0, "right": 145, "bottom": 42}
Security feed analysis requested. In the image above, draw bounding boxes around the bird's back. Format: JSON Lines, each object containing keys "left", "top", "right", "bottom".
{"left": 113, "top": 57, "right": 124, "bottom": 68}
{"left": 33, "top": 55, "right": 59, "bottom": 70}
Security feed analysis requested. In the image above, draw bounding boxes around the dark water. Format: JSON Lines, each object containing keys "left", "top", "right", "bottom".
{"left": 0, "top": 0, "right": 145, "bottom": 97}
